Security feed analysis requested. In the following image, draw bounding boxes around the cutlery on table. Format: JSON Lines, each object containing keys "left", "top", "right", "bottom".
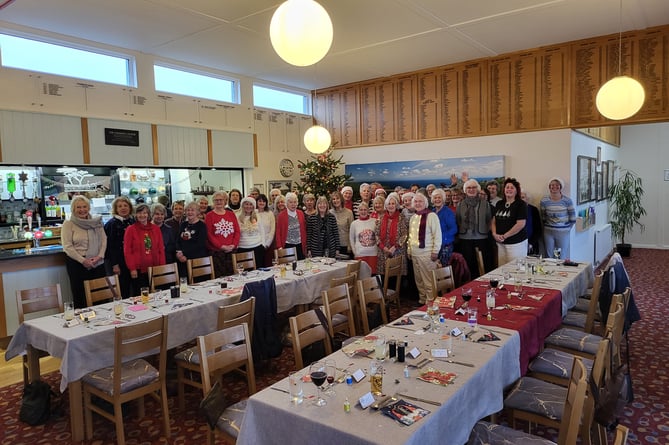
{"left": 432, "top": 358, "right": 475, "bottom": 367}
{"left": 396, "top": 393, "right": 442, "bottom": 406}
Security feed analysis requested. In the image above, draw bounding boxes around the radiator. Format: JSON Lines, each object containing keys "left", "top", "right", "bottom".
{"left": 594, "top": 224, "right": 613, "bottom": 266}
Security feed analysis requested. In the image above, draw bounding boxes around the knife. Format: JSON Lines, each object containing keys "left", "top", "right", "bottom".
{"left": 397, "top": 393, "right": 442, "bottom": 406}
{"left": 432, "top": 358, "right": 475, "bottom": 367}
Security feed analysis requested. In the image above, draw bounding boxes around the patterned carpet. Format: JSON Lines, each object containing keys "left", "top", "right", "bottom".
{"left": 0, "top": 249, "right": 665, "bottom": 444}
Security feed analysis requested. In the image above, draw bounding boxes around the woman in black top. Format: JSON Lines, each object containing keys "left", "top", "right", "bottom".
{"left": 306, "top": 196, "right": 340, "bottom": 258}
{"left": 491, "top": 177, "right": 528, "bottom": 266}
{"left": 104, "top": 196, "right": 135, "bottom": 298}
{"left": 175, "top": 201, "right": 208, "bottom": 279}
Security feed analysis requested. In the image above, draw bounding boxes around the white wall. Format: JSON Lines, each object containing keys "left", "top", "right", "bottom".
{"left": 620, "top": 122, "right": 669, "bottom": 249}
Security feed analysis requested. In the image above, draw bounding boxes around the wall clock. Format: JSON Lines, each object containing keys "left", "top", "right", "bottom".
{"left": 279, "top": 158, "right": 294, "bottom": 177}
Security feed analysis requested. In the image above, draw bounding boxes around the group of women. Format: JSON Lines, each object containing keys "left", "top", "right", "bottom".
{"left": 60, "top": 176, "right": 574, "bottom": 308}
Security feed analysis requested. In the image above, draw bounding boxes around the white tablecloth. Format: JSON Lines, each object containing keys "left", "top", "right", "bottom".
{"left": 238, "top": 319, "right": 521, "bottom": 445}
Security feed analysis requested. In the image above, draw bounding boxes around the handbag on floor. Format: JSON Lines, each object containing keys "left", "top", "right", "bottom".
{"left": 19, "top": 379, "right": 54, "bottom": 426}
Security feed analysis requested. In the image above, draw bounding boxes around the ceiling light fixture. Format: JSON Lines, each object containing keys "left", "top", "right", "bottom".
{"left": 269, "top": 0, "right": 333, "bottom": 67}
{"left": 595, "top": 0, "right": 645, "bottom": 120}
{"left": 303, "top": 124, "right": 331, "bottom": 154}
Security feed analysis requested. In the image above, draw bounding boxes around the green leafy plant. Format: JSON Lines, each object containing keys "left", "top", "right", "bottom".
{"left": 296, "top": 147, "right": 351, "bottom": 199}
{"left": 608, "top": 169, "right": 646, "bottom": 245}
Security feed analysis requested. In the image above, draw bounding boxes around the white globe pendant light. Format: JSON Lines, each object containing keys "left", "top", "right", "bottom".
{"left": 595, "top": 75, "right": 645, "bottom": 120}
{"left": 270, "top": 0, "right": 333, "bottom": 67}
{"left": 303, "top": 125, "right": 331, "bottom": 154}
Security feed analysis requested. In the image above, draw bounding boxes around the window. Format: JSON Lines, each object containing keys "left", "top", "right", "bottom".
{"left": 253, "top": 84, "right": 310, "bottom": 114}
{"left": 0, "top": 33, "right": 134, "bottom": 86}
{"left": 154, "top": 65, "right": 237, "bottom": 103}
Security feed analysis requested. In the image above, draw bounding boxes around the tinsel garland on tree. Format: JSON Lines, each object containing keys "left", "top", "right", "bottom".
{"left": 296, "top": 148, "right": 352, "bottom": 199}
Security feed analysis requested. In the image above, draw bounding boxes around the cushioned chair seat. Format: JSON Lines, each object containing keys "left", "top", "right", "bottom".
{"left": 572, "top": 297, "right": 591, "bottom": 313}
{"left": 528, "top": 348, "right": 594, "bottom": 380}
{"left": 544, "top": 328, "right": 600, "bottom": 356}
{"left": 216, "top": 399, "right": 247, "bottom": 439}
{"left": 468, "top": 420, "right": 557, "bottom": 445}
{"left": 504, "top": 376, "right": 567, "bottom": 421}
{"left": 82, "top": 359, "right": 158, "bottom": 395}
{"left": 561, "top": 311, "right": 586, "bottom": 329}
{"left": 331, "top": 313, "right": 348, "bottom": 328}
{"left": 175, "top": 344, "right": 232, "bottom": 366}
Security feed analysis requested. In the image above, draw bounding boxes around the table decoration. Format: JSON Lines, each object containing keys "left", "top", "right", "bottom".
{"left": 380, "top": 399, "right": 431, "bottom": 426}
{"left": 417, "top": 368, "right": 457, "bottom": 386}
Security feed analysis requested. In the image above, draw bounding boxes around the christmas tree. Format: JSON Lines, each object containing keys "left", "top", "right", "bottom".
{"left": 296, "top": 147, "right": 351, "bottom": 199}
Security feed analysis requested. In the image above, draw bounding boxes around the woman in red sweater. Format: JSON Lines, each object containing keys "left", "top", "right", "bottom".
{"left": 205, "top": 191, "right": 241, "bottom": 277}
{"left": 124, "top": 203, "right": 165, "bottom": 295}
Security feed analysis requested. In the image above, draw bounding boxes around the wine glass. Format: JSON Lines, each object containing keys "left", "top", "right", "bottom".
{"left": 461, "top": 287, "right": 472, "bottom": 308}
{"left": 236, "top": 262, "right": 245, "bottom": 278}
{"left": 323, "top": 359, "right": 337, "bottom": 395}
{"left": 309, "top": 361, "right": 328, "bottom": 406}
{"left": 486, "top": 289, "right": 496, "bottom": 319}
{"left": 271, "top": 257, "right": 278, "bottom": 270}
{"left": 489, "top": 275, "right": 500, "bottom": 290}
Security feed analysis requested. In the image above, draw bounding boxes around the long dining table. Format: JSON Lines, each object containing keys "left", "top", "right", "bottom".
{"left": 237, "top": 258, "right": 594, "bottom": 445}
{"left": 5, "top": 258, "right": 369, "bottom": 442}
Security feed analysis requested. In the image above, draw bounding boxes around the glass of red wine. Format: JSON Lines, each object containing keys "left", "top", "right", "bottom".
{"left": 489, "top": 275, "right": 500, "bottom": 290}
{"left": 323, "top": 359, "right": 337, "bottom": 395}
{"left": 461, "top": 287, "right": 473, "bottom": 308}
{"left": 309, "top": 361, "right": 328, "bottom": 406}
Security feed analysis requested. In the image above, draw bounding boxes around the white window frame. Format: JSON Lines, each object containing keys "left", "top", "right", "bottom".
{"left": 253, "top": 83, "right": 311, "bottom": 115}
{"left": 153, "top": 62, "right": 240, "bottom": 104}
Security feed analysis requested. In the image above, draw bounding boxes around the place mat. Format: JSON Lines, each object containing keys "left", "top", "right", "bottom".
{"left": 436, "top": 295, "right": 456, "bottom": 308}
{"left": 417, "top": 368, "right": 457, "bottom": 386}
{"left": 380, "top": 399, "right": 431, "bottom": 426}
{"left": 341, "top": 336, "right": 376, "bottom": 357}
{"left": 217, "top": 287, "right": 243, "bottom": 295}
{"left": 393, "top": 317, "right": 415, "bottom": 326}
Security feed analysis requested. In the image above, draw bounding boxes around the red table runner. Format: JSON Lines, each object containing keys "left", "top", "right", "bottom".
{"left": 435, "top": 282, "right": 563, "bottom": 374}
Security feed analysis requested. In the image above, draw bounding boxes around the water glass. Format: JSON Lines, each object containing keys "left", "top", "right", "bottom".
{"left": 140, "top": 287, "right": 150, "bottom": 305}
{"left": 64, "top": 302, "right": 75, "bottom": 321}
{"left": 513, "top": 275, "right": 523, "bottom": 295}
{"left": 113, "top": 294, "right": 123, "bottom": 317}
{"left": 373, "top": 334, "right": 386, "bottom": 360}
{"left": 180, "top": 277, "right": 188, "bottom": 294}
{"left": 288, "top": 371, "right": 304, "bottom": 405}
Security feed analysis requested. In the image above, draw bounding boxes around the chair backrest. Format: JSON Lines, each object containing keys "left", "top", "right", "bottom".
{"left": 16, "top": 284, "right": 64, "bottom": 323}
{"left": 289, "top": 310, "right": 333, "bottom": 370}
{"left": 232, "top": 251, "right": 257, "bottom": 272}
{"left": 382, "top": 254, "right": 403, "bottom": 303}
{"left": 613, "top": 425, "right": 629, "bottom": 445}
{"left": 603, "top": 301, "right": 626, "bottom": 367}
{"left": 357, "top": 276, "right": 388, "bottom": 334}
{"left": 557, "top": 357, "right": 589, "bottom": 445}
{"left": 330, "top": 272, "right": 358, "bottom": 327}
{"left": 579, "top": 334, "right": 612, "bottom": 442}
{"left": 84, "top": 275, "right": 121, "bottom": 307}
{"left": 345, "top": 260, "right": 361, "bottom": 277}
{"left": 148, "top": 262, "right": 179, "bottom": 291}
{"left": 275, "top": 247, "right": 297, "bottom": 264}
{"left": 217, "top": 297, "right": 256, "bottom": 342}
{"left": 583, "top": 270, "right": 604, "bottom": 334}
{"left": 187, "top": 256, "right": 215, "bottom": 284}
{"left": 474, "top": 247, "right": 485, "bottom": 277}
{"left": 198, "top": 323, "right": 256, "bottom": 396}
{"left": 113, "top": 316, "right": 168, "bottom": 394}
{"left": 431, "top": 265, "right": 455, "bottom": 299}
{"left": 322, "top": 283, "right": 355, "bottom": 338}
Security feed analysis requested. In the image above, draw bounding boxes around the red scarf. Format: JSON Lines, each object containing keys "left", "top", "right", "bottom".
{"left": 416, "top": 208, "right": 430, "bottom": 248}
{"left": 379, "top": 210, "right": 399, "bottom": 249}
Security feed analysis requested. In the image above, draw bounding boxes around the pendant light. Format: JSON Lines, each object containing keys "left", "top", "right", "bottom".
{"left": 303, "top": 124, "right": 331, "bottom": 154}
{"left": 595, "top": 0, "right": 645, "bottom": 120}
{"left": 270, "top": 0, "right": 333, "bottom": 67}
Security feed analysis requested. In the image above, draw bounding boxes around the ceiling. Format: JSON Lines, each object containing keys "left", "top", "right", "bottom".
{"left": 1, "top": 0, "right": 668, "bottom": 91}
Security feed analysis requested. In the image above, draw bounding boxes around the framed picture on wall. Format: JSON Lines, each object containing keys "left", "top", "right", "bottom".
{"left": 608, "top": 161, "right": 616, "bottom": 192}
{"left": 601, "top": 161, "right": 609, "bottom": 199}
{"left": 253, "top": 183, "right": 265, "bottom": 194}
{"left": 596, "top": 171, "right": 604, "bottom": 201}
{"left": 267, "top": 179, "right": 292, "bottom": 194}
{"left": 589, "top": 158, "right": 597, "bottom": 201}
{"left": 577, "top": 155, "right": 591, "bottom": 204}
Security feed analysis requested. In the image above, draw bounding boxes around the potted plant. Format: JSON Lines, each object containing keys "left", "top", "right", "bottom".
{"left": 608, "top": 169, "right": 646, "bottom": 257}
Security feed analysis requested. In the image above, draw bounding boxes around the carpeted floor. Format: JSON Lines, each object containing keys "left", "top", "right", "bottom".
{"left": 0, "top": 249, "right": 666, "bottom": 444}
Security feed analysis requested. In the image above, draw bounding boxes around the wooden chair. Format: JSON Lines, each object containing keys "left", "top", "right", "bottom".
{"left": 289, "top": 309, "right": 333, "bottom": 370}
{"left": 345, "top": 259, "right": 361, "bottom": 277}
{"left": 431, "top": 265, "right": 455, "bottom": 299}
{"left": 232, "top": 250, "right": 257, "bottom": 272}
{"left": 175, "top": 297, "right": 256, "bottom": 410}
{"left": 613, "top": 425, "right": 629, "bottom": 445}
{"left": 474, "top": 247, "right": 485, "bottom": 277}
{"left": 148, "top": 262, "right": 179, "bottom": 291}
{"left": 505, "top": 338, "right": 610, "bottom": 445}
{"left": 468, "top": 357, "right": 588, "bottom": 445}
{"left": 199, "top": 323, "right": 255, "bottom": 445}
{"left": 330, "top": 272, "right": 359, "bottom": 332}
{"left": 16, "top": 284, "right": 64, "bottom": 385}
{"left": 187, "top": 256, "right": 215, "bottom": 284}
{"left": 275, "top": 247, "right": 297, "bottom": 264}
{"left": 322, "top": 283, "right": 355, "bottom": 339}
{"left": 357, "top": 276, "right": 388, "bottom": 334}
{"left": 82, "top": 316, "right": 170, "bottom": 445}
{"left": 84, "top": 274, "right": 121, "bottom": 307}
{"left": 561, "top": 270, "right": 604, "bottom": 334}
{"left": 382, "top": 254, "right": 403, "bottom": 310}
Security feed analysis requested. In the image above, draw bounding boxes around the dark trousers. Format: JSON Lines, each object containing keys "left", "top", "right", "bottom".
{"left": 237, "top": 245, "right": 266, "bottom": 270}
{"left": 65, "top": 256, "right": 106, "bottom": 308}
